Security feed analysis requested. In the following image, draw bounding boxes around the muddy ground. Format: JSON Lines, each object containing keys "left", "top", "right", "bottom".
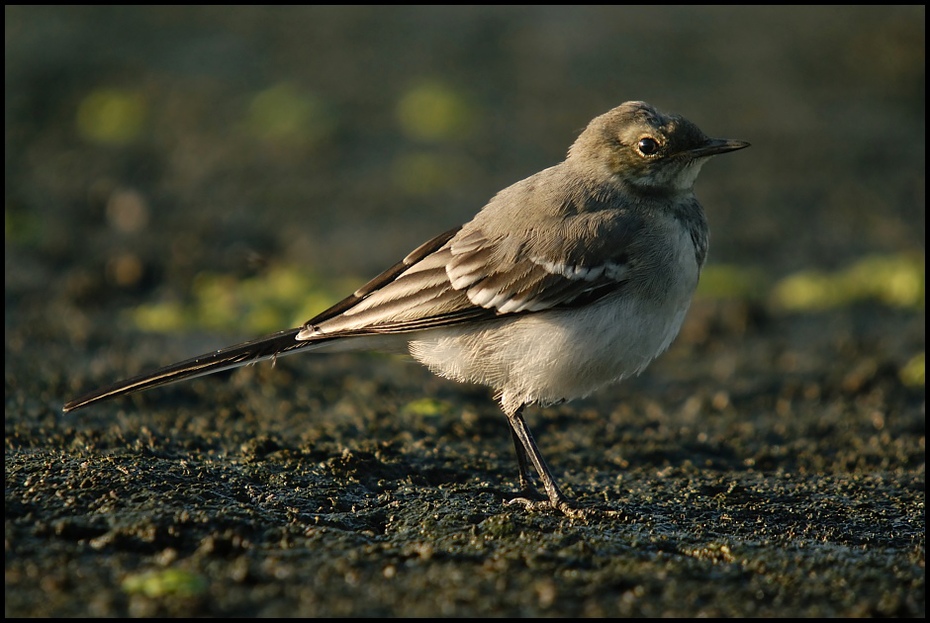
{"left": 5, "top": 6, "right": 925, "bottom": 617}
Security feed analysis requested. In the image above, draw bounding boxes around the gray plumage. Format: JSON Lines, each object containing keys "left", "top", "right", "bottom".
{"left": 65, "top": 101, "right": 749, "bottom": 516}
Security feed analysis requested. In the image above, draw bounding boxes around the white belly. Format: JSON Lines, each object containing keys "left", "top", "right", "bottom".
{"left": 408, "top": 227, "right": 701, "bottom": 416}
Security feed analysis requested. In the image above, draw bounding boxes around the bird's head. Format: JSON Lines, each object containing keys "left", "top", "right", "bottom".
{"left": 568, "top": 101, "right": 749, "bottom": 194}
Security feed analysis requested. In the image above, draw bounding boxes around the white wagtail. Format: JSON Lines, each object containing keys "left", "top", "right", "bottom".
{"left": 65, "top": 101, "right": 749, "bottom": 517}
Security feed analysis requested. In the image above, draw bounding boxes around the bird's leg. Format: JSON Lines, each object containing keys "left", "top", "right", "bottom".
{"left": 508, "top": 425, "right": 539, "bottom": 498}
{"left": 504, "top": 405, "right": 587, "bottom": 517}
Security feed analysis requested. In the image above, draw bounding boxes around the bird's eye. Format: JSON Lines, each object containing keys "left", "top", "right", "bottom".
{"left": 637, "top": 137, "right": 660, "bottom": 156}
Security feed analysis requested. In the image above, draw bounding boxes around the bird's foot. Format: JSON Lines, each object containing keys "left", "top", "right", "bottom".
{"left": 505, "top": 495, "right": 595, "bottom": 520}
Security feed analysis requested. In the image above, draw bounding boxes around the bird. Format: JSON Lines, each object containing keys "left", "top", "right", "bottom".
{"left": 64, "top": 101, "right": 749, "bottom": 517}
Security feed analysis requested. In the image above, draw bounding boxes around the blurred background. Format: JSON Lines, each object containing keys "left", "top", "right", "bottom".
{"left": 5, "top": 5, "right": 925, "bottom": 380}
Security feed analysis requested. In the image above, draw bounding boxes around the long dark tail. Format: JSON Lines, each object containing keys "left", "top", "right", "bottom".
{"left": 63, "top": 327, "right": 321, "bottom": 413}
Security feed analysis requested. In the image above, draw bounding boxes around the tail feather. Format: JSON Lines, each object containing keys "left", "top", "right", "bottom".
{"left": 63, "top": 328, "right": 317, "bottom": 413}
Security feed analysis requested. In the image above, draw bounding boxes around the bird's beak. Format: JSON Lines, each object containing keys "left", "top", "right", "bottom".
{"left": 689, "top": 138, "right": 751, "bottom": 158}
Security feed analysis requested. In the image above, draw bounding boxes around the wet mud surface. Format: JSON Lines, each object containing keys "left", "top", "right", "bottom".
{"left": 5, "top": 6, "right": 925, "bottom": 617}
